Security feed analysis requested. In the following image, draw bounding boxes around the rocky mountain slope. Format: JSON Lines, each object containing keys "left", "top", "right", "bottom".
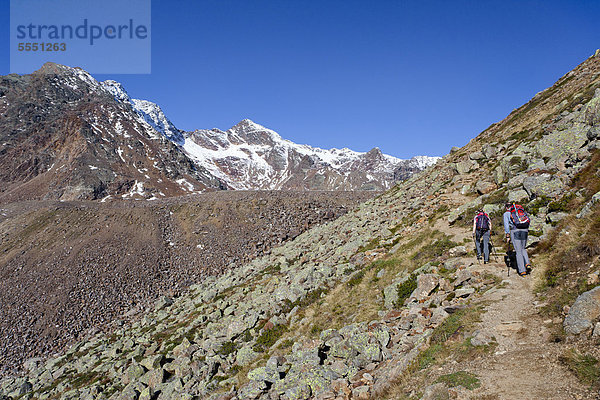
{"left": 2, "top": 51, "right": 600, "bottom": 400}
{"left": 0, "top": 63, "right": 438, "bottom": 203}
{"left": 0, "top": 191, "right": 374, "bottom": 378}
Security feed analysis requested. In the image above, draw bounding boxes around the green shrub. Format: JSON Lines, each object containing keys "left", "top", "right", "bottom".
{"left": 217, "top": 341, "right": 237, "bottom": 356}
{"left": 393, "top": 274, "right": 418, "bottom": 308}
{"left": 431, "top": 308, "right": 468, "bottom": 344}
{"left": 253, "top": 325, "right": 288, "bottom": 353}
{"left": 414, "top": 343, "right": 443, "bottom": 370}
{"left": 411, "top": 237, "right": 459, "bottom": 263}
{"left": 347, "top": 271, "right": 365, "bottom": 287}
{"left": 528, "top": 196, "right": 551, "bottom": 215}
{"left": 357, "top": 237, "right": 380, "bottom": 253}
{"left": 548, "top": 193, "right": 574, "bottom": 213}
{"left": 435, "top": 371, "right": 481, "bottom": 390}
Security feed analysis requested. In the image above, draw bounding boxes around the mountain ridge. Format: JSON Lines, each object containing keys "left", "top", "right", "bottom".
{"left": 100, "top": 77, "right": 440, "bottom": 191}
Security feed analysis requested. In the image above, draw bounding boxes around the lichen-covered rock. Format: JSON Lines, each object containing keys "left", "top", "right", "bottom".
{"left": 146, "top": 367, "right": 165, "bottom": 389}
{"left": 347, "top": 332, "right": 382, "bottom": 362}
{"left": 448, "top": 198, "right": 482, "bottom": 224}
{"left": 482, "top": 144, "right": 497, "bottom": 159}
{"left": 493, "top": 164, "right": 506, "bottom": 184}
{"left": 476, "top": 180, "right": 497, "bottom": 195}
{"left": 455, "top": 288, "right": 475, "bottom": 298}
{"left": 469, "top": 151, "right": 485, "bottom": 160}
{"left": 238, "top": 380, "right": 266, "bottom": 399}
{"left": 546, "top": 212, "right": 569, "bottom": 224}
{"left": 273, "top": 363, "right": 332, "bottom": 398}
{"left": 483, "top": 203, "right": 503, "bottom": 215}
{"left": 523, "top": 173, "right": 566, "bottom": 198}
{"left": 122, "top": 363, "right": 146, "bottom": 385}
{"left": 454, "top": 160, "right": 478, "bottom": 175}
{"left": 247, "top": 365, "right": 280, "bottom": 383}
{"left": 448, "top": 246, "right": 467, "bottom": 258}
{"left": 453, "top": 269, "right": 473, "bottom": 287}
{"left": 236, "top": 346, "right": 259, "bottom": 367}
{"left": 564, "top": 286, "right": 600, "bottom": 334}
{"left": 411, "top": 274, "right": 439, "bottom": 301}
{"left": 140, "top": 354, "right": 163, "bottom": 370}
{"left": 154, "top": 296, "right": 173, "bottom": 311}
{"left": 577, "top": 191, "right": 600, "bottom": 219}
{"left": 535, "top": 126, "right": 588, "bottom": 167}
{"left": 508, "top": 189, "right": 529, "bottom": 203}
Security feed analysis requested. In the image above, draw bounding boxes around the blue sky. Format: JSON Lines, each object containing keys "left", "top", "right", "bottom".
{"left": 1, "top": 0, "right": 600, "bottom": 158}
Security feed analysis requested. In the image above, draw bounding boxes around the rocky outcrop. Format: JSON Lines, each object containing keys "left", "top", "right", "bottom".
{"left": 564, "top": 286, "right": 600, "bottom": 335}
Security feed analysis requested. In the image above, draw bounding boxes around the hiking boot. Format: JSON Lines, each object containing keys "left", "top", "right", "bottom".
{"left": 526, "top": 263, "right": 532, "bottom": 269}
{"left": 518, "top": 271, "right": 527, "bottom": 277}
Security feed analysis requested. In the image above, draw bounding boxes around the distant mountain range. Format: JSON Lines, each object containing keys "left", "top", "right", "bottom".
{"left": 0, "top": 63, "right": 439, "bottom": 202}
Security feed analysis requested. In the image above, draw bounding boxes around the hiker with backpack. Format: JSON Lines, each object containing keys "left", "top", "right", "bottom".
{"left": 503, "top": 202, "right": 532, "bottom": 276}
{"left": 473, "top": 209, "right": 492, "bottom": 263}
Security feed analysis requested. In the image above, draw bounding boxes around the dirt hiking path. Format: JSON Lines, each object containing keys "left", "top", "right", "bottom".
{"left": 432, "top": 210, "right": 592, "bottom": 399}
{"left": 456, "top": 256, "right": 593, "bottom": 400}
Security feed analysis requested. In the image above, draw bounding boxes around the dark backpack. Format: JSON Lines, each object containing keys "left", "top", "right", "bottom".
{"left": 510, "top": 203, "right": 530, "bottom": 229}
{"left": 475, "top": 212, "right": 490, "bottom": 231}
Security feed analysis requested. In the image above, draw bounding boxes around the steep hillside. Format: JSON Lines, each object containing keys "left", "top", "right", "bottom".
{"left": 2, "top": 51, "right": 600, "bottom": 400}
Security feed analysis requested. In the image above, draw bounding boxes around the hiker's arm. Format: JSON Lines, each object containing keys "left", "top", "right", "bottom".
{"left": 472, "top": 217, "right": 476, "bottom": 235}
{"left": 503, "top": 212, "right": 511, "bottom": 242}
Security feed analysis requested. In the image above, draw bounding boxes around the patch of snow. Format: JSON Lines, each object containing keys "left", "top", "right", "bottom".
{"left": 117, "top": 147, "right": 126, "bottom": 163}
{"left": 121, "top": 180, "right": 145, "bottom": 198}
{"left": 176, "top": 178, "right": 195, "bottom": 192}
{"left": 101, "top": 80, "right": 183, "bottom": 144}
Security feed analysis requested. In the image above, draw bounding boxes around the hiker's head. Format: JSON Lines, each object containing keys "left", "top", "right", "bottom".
{"left": 476, "top": 209, "right": 483, "bottom": 214}
{"left": 505, "top": 202, "right": 512, "bottom": 210}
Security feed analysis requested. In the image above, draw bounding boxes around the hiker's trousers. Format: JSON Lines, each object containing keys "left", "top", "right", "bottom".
{"left": 510, "top": 228, "right": 530, "bottom": 274}
{"left": 475, "top": 229, "right": 490, "bottom": 262}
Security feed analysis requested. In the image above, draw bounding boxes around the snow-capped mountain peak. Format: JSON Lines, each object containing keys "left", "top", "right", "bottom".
{"left": 100, "top": 80, "right": 184, "bottom": 144}
{"left": 182, "top": 119, "right": 439, "bottom": 190}
{"left": 96, "top": 73, "right": 440, "bottom": 191}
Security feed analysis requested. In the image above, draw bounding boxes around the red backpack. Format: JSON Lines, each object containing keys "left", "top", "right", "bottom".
{"left": 510, "top": 203, "right": 530, "bottom": 229}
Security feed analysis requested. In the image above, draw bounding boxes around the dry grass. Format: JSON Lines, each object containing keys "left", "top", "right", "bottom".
{"left": 382, "top": 306, "right": 491, "bottom": 399}
{"left": 535, "top": 206, "right": 600, "bottom": 317}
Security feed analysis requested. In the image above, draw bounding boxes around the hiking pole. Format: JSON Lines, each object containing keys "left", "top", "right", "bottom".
{"left": 505, "top": 234, "right": 510, "bottom": 277}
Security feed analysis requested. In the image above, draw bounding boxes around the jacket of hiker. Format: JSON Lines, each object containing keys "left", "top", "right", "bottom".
{"left": 502, "top": 211, "right": 515, "bottom": 234}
